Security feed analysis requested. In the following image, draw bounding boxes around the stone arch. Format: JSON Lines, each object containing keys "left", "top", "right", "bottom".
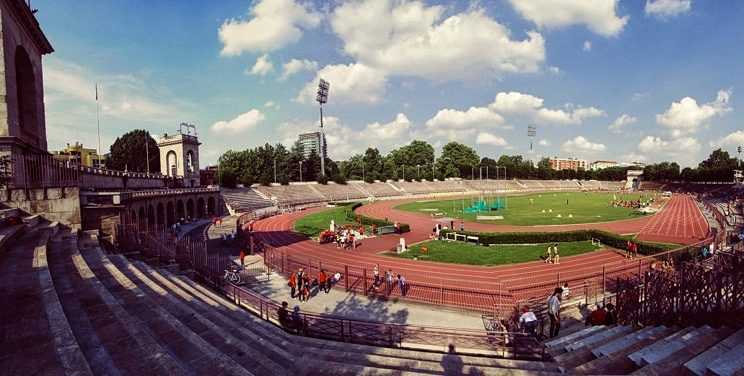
{"left": 156, "top": 202, "right": 165, "bottom": 227}
{"left": 166, "top": 201, "right": 175, "bottom": 225}
{"left": 207, "top": 196, "right": 216, "bottom": 216}
{"left": 197, "top": 197, "right": 205, "bottom": 218}
{"left": 15, "top": 46, "right": 39, "bottom": 143}
{"left": 166, "top": 150, "right": 178, "bottom": 177}
{"left": 176, "top": 199, "right": 185, "bottom": 221}
{"left": 186, "top": 198, "right": 194, "bottom": 219}
{"left": 147, "top": 204, "right": 155, "bottom": 231}
{"left": 138, "top": 206, "right": 146, "bottom": 230}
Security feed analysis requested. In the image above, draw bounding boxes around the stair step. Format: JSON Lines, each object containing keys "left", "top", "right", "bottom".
{"left": 632, "top": 327, "right": 734, "bottom": 375}
{"left": 593, "top": 326, "right": 667, "bottom": 358}
{"left": 572, "top": 326, "right": 676, "bottom": 375}
{"left": 565, "top": 325, "right": 633, "bottom": 352}
{"left": 685, "top": 328, "right": 744, "bottom": 376}
{"left": 707, "top": 341, "right": 744, "bottom": 376}
{"left": 628, "top": 326, "right": 710, "bottom": 367}
{"left": 545, "top": 325, "right": 605, "bottom": 349}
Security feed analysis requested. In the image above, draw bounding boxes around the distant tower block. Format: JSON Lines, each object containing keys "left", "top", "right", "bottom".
{"left": 158, "top": 123, "right": 201, "bottom": 188}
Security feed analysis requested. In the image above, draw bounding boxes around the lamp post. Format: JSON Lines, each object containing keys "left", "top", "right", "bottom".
{"left": 417, "top": 164, "right": 420, "bottom": 180}
{"left": 316, "top": 79, "right": 330, "bottom": 177}
{"left": 273, "top": 158, "right": 277, "bottom": 183}
{"left": 402, "top": 165, "right": 406, "bottom": 181}
{"left": 299, "top": 161, "right": 303, "bottom": 182}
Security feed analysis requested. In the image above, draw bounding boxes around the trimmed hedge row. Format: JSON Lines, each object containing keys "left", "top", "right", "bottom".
{"left": 348, "top": 203, "right": 411, "bottom": 233}
{"left": 440, "top": 228, "right": 672, "bottom": 256}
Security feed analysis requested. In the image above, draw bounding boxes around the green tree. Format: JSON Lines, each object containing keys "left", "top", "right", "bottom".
{"left": 439, "top": 142, "right": 479, "bottom": 179}
{"left": 108, "top": 129, "right": 160, "bottom": 173}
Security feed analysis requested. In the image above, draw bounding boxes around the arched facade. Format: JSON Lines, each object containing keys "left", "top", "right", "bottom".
{"left": 186, "top": 198, "right": 194, "bottom": 219}
{"left": 197, "top": 197, "right": 205, "bottom": 218}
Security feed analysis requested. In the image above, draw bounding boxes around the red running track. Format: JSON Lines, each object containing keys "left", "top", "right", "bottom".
{"left": 636, "top": 194, "right": 709, "bottom": 245}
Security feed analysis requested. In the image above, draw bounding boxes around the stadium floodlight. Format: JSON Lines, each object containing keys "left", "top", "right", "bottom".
{"left": 527, "top": 125, "right": 537, "bottom": 151}
{"left": 316, "top": 79, "right": 330, "bottom": 176}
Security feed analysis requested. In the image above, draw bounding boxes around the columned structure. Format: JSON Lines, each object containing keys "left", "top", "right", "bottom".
{"left": 158, "top": 125, "right": 201, "bottom": 188}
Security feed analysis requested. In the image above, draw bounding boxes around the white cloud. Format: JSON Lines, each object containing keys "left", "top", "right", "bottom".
{"left": 608, "top": 114, "right": 638, "bottom": 134}
{"left": 264, "top": 101, "right": 279, "bottom": 109}
{"left": 297, "top": 63, "right": 387, "bottom": 104}
{"left": 561, "top": 136, "right": 606, "bottom": 153}
{"left": 656, "top": 89, "right": 731, "bottom": 137}
{"left": 218, "top": 0, "right": 321, "bottom": 56}
{"left": 508, "top": 0, "right": 628, "bottom": 37}
{"left": 638, "top": 136, "right": 700, "bottom": 158}
{"left": 280, "top": 58, "right": 318, "bottom": 80}
{"left": 364, "top": 113, "right": 411, "bottom": 140}
{"left": 330, "top": 0, "right": 545, "bottom": 81}
{"left": 622, "top": 152, "right": 648, "bottom": 163}
{"left": 489, "top": 91, "right": 604, "bottom": 125}
{"left": 248, "top": 54, "right": 274, "bottom": 76}
{"left": 645, "top": 0, "right": 691, "bottom": 19}
{"left": 583, "top": 40, "right": 592, "bottom": 51}
{"left": 476, "top": 132, "right": 508, "bottom": 147}
{"left": 715, "top": 131, "right": 744, "bottom": 147}
{"left": 426, "top": 107, "right": 505, "bottom": 133}
{"left": 538, "top": 139, "right": 551, "bottom": 146}
{"left": 211, "top": 109, "right": 265, "bottom": 133}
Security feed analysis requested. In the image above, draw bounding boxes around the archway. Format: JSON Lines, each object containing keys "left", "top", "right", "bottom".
{"left": 186, "top": 198, "right": 194, "bottom": 219}
{"left": 207, "top": 197, "right": 216, "bottom": 216}
{"left": 197, "top": 197, "right": 205, "bottom": 218}
{"left": 166, "top": 201, "right": 175, "bottom": 225}
{"left": 138, "top": 207, "right": 146, "bottom": 231}
{"left": 176, "top": 199, "right": 185, "bottom": 221}
{"left": 147, "top": 205, "right": 155, "bottom": 231}
{"left": 156, "top": 202, "right": 165, "bottom": 228}
{"left": 166, "top": 150, "right": 178, "bottom": 177}
{"left": 15, "top": 46, "right": 38, "bottom": 144}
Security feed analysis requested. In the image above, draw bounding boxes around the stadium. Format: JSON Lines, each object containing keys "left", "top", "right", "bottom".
{"left": 2, "top": 1, "right": 744, "bottom": 375}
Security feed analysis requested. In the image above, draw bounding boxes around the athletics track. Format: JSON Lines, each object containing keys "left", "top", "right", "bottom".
{"left": 252, "top": 194, "right": 709, "bottom": 313}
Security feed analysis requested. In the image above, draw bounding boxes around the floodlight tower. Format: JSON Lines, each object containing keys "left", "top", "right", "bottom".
{"left": 316, "top": 78, "right": 330, "bottom": 177}
{"left": 527, "top": 125, "right": 537, "bottom": 151}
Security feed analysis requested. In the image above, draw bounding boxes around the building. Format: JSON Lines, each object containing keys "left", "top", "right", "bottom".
{"left": 549, "top": 157, "right": 587, "bottom": 171}
{"left": 590, "top": 160, "right": 618, "bottom": 171}
{"left": 52, "top": 142, "right": 106, "bottom": 168}
{"left": 200, "top": 165, "right": 218, "bottom": 186}
{"left": 158, "top": 124, "right": 201, "bottom": 187}
{"left": 297, "top": 131, "right": 327, "bottom": 159}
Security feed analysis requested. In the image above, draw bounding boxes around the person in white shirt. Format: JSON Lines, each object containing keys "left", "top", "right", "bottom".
{"left": 519, "top": 306, "right": 538, "bottom": 336}
{"left": 561, "top": 283, "right": 570, "bottom": 300}
{"left": 547, "top": 287, "right": 563, "bottom": 338}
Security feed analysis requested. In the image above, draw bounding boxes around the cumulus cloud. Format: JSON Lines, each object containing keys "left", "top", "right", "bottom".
{"left": 508, "top": 0, "right": 628, "bottom": 37}
{"left": 638, "top": 136, "right": 700, "bottom": 159}
{"left": 561, "top": 136, "right": 606, "bottom": 153}
{"left": 211, "top": 109, "right": 265, "bottom": 133}
{"left": 218, "top": 0, "right": 321, "bottom": 56}
{"left": 489, "top": 91, "right": 604, "bottom": 125}
{"left": 476, "top": 132, "right": 508, "bottom": 147}
{"left": 364, "top": 113, "right": 412, "bottom": 140}
{"left": 330, "top": 0, "right": 545, "bottom": 81}
{"left": 608, "top": 114, "right": 638, "bottom": 134}
{"left": 264, "top": 101, "right": 279, "bottom": 109}
{"left": 714, "top": 130, "right": 744, "bottom": 147}
{"left": 645, "top": 0, "right": 691, "bottom": 19}
{"left": 248, "top": 54, "right": 274, "bottom": 76}
{"left": 424, "top": 107, "right": 507, "bottom": 141}
{"left": 296, "top": 63, "right": 387, "bottom": 104}
{"left": 583, "top": 40, "right": 592, "bottom": 51}
{"left": 280, "top": 58, "right": 318, "bottom": 80}
{"left": 656, "top": 89, "right": 731, "bottom": 137}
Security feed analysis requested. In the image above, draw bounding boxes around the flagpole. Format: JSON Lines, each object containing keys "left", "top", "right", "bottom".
{"left": 95, "top": 83, "right": 101, "bottom": 163}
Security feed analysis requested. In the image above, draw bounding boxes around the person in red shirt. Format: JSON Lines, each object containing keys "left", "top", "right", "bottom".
{"left": 318, "top": 270, "right": 328, "bottom": 294}
{"left": 288, "top": 272, "right": 297, "bottom": 299}
{"left": 239, "top": 248, "right": 246, "bottom": 267}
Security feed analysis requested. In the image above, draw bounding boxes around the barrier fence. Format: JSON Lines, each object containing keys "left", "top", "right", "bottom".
{"left": 114, "top": 224, "right": 545, "bottom": 358}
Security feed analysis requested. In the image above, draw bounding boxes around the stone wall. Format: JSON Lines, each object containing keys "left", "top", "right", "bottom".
{"left": 1, "top": 186, "right": 81, "bottom": 227}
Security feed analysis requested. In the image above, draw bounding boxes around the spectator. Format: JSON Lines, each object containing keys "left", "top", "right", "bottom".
{"left": 288, "top": 272, "right": 297, "bottom": 299}
{"left": 318, "top": 269, "right": 328, "bottom": 294}
{"left": 373, "top": 264, "right": 380, "bottom": 289}
{"left": 278, "top": 301, "right": 291, "bottom": 330}
{"left": 296, "top": 268, "right": 305, "bottom": 294}
{"left": 291, "top": 306, "right": 303, "bottom": 335}
{"left": 547, "top": 288, "right": 562, "bottom": 338}
{"left": 397, "top": 274, "right": 407, "bottom": 296}
{"left": 519, "top": 306, "right": 538, "bottom": 337}
{"left": 605, "top": 303, "right": 617, "bottom": 325}
{"left": 586, "top": 304, "right": 607, "bottom": 326}
{"left": 239, "top": 248, "right": 247, "bottom": 267}
{"left": 561, "top": 283, "right": 570, "bottom": 300}
{"left": 386, "top": 269, "right": 394, "bottom": 295}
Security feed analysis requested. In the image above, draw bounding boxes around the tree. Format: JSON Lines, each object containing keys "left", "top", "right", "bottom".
{"left": 363, "top": 148, "right": 384, "bottom": 182}
{"left": 439, "top": 142, "right": 479, "bottom": 178}
{"left": 108, "top": 129, "right": 160, "bottom": 173}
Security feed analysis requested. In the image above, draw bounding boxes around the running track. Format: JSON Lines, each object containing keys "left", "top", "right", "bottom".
{"left": 635, "top": 194, "right": 709, "bottom": 244}
{"left": 252, "top": 193, "right": 708, "bottom": 312}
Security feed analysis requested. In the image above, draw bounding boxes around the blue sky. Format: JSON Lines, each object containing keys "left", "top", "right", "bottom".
{"left": 37, "top": 0, "right": 744, "bottom": 167}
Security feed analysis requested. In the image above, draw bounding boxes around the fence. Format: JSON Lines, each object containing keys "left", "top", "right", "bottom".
{"left": 114, "top": 223, "right": 545, "bottom": 359}
{"left": 615, "top": 250, "right": 744, "bottom": 328}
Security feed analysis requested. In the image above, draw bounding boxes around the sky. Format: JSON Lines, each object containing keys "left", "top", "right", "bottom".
{"left": 36, "top": 0, "right": 744, "bottom": 168}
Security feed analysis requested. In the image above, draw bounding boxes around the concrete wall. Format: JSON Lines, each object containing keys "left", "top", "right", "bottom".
{"left": 79, "top": 172, "right": 165, "bottom": 190}
{"left": 1, "top": 186, "right": 81, "bottom": 227}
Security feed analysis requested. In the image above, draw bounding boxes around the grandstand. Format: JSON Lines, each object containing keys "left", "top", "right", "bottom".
{"left": 221, "top": 188, "right": 274, "bottom": 214}
{"left": 253, "top": 184, "right": 325, "bottom": 207}
{"left": 311, "top": 182, "right": 368, "bottom": 201}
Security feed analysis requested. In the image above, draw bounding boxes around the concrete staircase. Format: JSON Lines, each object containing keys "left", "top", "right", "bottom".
{"left": 549, "top": 323, "right": 744, "bottom": 375}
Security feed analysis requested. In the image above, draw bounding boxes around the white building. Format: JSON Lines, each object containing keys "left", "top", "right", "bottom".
{"left": 590, "top": 160, "right": 618, "bottom": 171}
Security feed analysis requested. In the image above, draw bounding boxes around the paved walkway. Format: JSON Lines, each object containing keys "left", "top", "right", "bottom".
{"left": 207, "top": 215, "right": 486, "bottom": 330}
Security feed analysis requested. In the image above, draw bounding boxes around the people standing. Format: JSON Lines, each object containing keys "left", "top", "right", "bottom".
{"left": 385, "top": 269, "right": 394, "bottom": 295}
{"left": 545, "top": 245, "right": 553, "bottom": 264}
{"left": 373, "top": 264, "right": 380, "bottom": 289}
{"left": 553, "top": 243, "right": 560, "bottom": 264}
{"left": 397, "top": 274, "right": 407, "bottom": 296}
{"left": 547, "top": 287, "right": 563, "bottom": 338}
{"left": 239, "top": 248, "right": 246, "bottom": 267}
{"left": 288, "top": 272, "right": 297, "bottom": 299}
{"left": 296, "top": 268, "right": 305, "bottom": 298}
{"left": 318, "top": 269, "right": 328, "bottom": 294}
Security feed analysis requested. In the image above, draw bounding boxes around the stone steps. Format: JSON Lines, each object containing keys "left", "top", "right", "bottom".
{"left": 631, "top": 327, "right": 735, "bottom": 375}
{"left": 684, "top": 328, "right": 744, "bottom": 376}
{"left": 47, "top": 230, "right": 188, "bottom": 375}
{"left": 78, "top": 240, "right": 257, "bottom": 376}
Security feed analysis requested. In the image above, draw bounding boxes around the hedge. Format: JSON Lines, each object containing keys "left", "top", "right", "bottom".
{"left": 439, "top": 228, "right": 675, "bottom": 256}
{"left": 347, "top": 203, "right": 411, "bottom": 233}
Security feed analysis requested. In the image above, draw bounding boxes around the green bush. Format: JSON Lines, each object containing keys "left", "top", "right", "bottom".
{"left": 347, "top": 203, "right": 411, "bottom": 233}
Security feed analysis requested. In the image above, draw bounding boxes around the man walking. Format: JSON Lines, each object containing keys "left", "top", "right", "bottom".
{"left": 296, "top": 268, "right": 305, "bottom": 297}
{"left": 397, "top": 274, "right": 407, "bottom": 296}
{"left": 547, "top": 287, "right": 563, "bottom": 338}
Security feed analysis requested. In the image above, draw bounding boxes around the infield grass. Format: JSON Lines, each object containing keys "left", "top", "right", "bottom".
{"left": 395, "top": 191, "right": 654, "bottom": 226}
{"left": 387, "top": 240, "right": 600, "bottom": 266}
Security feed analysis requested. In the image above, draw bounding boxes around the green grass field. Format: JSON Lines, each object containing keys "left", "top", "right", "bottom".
{"left": 387, "top": 240, "right": 600, "bottom": 266}
{"left": 293, "top": 204, "right": 370, "bottom": 238}
{"left": 395, "top": 191, "right": 653, "bottom": 226}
